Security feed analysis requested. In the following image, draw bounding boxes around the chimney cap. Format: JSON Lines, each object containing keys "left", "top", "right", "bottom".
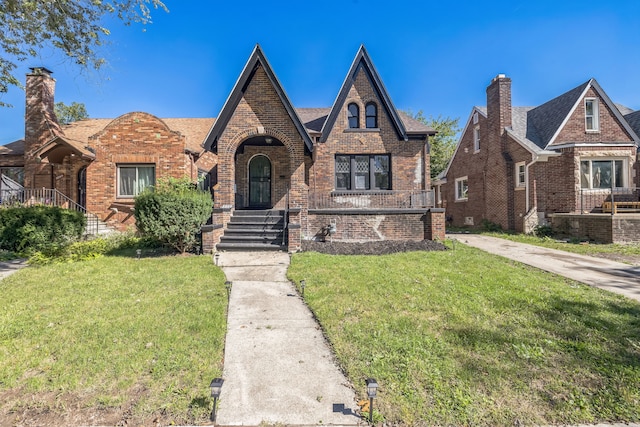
{"left": 492, "top": 73, "right": 507, "bottom": 82}
{"left": 29, "top": 67, "right": 53, "bottom": 76}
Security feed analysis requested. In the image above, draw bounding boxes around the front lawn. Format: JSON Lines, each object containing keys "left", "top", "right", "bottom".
{"left": 289, "top": 243, "right": 640, "bottom": 426}
{"left": 0, "top": 254, "right": 227, "bottom": 426}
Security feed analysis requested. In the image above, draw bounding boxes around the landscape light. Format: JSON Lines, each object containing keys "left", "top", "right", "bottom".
{"left": 365, "top": 378, "right": 378, "bottom": 423}
{"left": 209, "top": 377, "right": 224, "bottom": 421}
{"left": 136, "top": 249, "right": 141, "bottom": 260}
{"left": 225, "top": 281, "right": 232, "bottom": 300}
{"left": 301, "top": 279, "right": 306, "bottom": 297}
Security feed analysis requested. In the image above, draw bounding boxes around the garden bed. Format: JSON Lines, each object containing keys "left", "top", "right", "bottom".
{"left": 301, "top": 239, "right": 447, "bottom": 255}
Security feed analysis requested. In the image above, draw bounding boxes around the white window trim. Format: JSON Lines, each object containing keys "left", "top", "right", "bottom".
{"left": 585, "top": 98, "right": 599, "bottom": 132}
{"left": 580, "top": 157, "right": 628, "bottom": 190}
{"left": 515, "top": 162, "right": 526, "bottom": 188}
{"left": 455, "top": 176, "right": 468, "bottom": 201}
{"left": 473, "top": 126, "right": 480, "bottom": 153}
{"left": 117, "top": 164, "right": 156, "bottom": 198}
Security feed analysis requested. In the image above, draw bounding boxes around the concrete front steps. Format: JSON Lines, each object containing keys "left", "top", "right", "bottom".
{"left": 217, "top": 209, "right": 287, "bottom": 251}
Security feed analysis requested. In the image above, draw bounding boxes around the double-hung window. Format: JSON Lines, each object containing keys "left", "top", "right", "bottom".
{"left": 515, "top": 162, "right": 526, "bottom": 188}
{"left": 455, "top": 176, "right": 468, "bottom": 201}
{"left": 118, "top": 165, "right": 155, "bottom": 197}
{"left": 347, "top": 103, "right": 360, "bottom": 129}
{"left": 365, "top": 102, "right": 378, "bottom": 128}
{"left": 473, "top": 126, "right": 480, "bottom": 152}
{"left": 335, "top": 154, "right": 390, "bottom": 191}
{"left": 580, "top": 159, "right": 625, "bottom": 189}
{"left": 585, "top": 98, "right": 599, "bottom": 131}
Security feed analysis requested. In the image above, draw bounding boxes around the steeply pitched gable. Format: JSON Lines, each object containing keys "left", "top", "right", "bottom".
{"left": 203, "top": 45, "right": 313, "bottom": 153}
{"left": 320, "top": 45, "right": 415, "bottom": 142}
{"left": 527, "top": 79, "right": 639, "bottom": 148}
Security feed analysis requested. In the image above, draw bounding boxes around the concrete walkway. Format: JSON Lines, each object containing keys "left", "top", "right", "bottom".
{"left": 451, "top": 234, "right": 640, "bottom": 302}
{"left": 0, "top": 258, "right": 28, "bottom": 281}
{"left": 215, "top": 251, "right": 359, "bottom": 426}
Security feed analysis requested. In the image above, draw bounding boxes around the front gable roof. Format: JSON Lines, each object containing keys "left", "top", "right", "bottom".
{"left": 527, "top": 79, "right": 639, "bottom": 148}
{"left": 320, "top": 45, "right": 421, "bottom": 143}
{"left": 203, "top": 45, "right": 313, "bottom": 153}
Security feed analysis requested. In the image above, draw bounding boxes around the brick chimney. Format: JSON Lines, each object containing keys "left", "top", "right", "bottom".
{"left": 486, "top": 74, "right": 512, "bottom": 133}
{"left": 24, "top": 67, "right": 62, "bottom": 188}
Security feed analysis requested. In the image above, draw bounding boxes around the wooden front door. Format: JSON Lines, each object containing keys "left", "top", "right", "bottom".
{"left": 249, "top": 155, "right": 271, "bottom": 208}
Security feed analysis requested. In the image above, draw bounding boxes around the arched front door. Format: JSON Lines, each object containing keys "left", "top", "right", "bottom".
{"left": 77, "top": 167, "right": 87, "bottom": 209}
{"left": 249, "top": 155, "right": 271, "bottom": 208}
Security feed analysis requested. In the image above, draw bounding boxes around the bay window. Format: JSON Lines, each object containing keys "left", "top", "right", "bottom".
{"left": 580, "top": 159, "right": 625, "bottom": 189}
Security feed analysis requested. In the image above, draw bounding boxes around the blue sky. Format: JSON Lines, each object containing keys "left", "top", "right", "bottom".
{"left": 1, "top": 0, "right": 640, "bottom": 143}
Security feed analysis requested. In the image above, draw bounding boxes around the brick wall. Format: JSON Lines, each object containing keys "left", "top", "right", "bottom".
{"left": 85, "top": 112, "right": 205, "bottom": 230}
{"left": 23, "top": 68, "right": 64, "bottom": 190}
{"left": 550, "top": 213, "right": 640, "bottom": 244}
{"left": 310, "top": 69, "right": 427, "bottom": 195}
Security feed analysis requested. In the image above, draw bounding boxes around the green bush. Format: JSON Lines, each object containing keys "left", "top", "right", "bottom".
{"left": 28, "top": 232, "right": 163, "bottom": 265}
{"left": 134, "top": 177, "right": 212, "bottom": 253}
{"left": 0, "top": 206, "right": 85, "bottom": 255}
{"left": 481, "top": 219, "right": 502, "bottom": 232}
{"left": 533, "top": 224, "right": 554, "bottom": 237}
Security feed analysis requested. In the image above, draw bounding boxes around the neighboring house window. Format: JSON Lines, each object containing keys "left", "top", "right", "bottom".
{"left": 473, "top": 126, "right": 480, "bottom": 152}
{"left": 515, "top": 162, "right": 526, "bottom": 187}
{"left": 580, "top": 159, "right": 625, "bottom": 189}
{"left": 347, "top": 103, "right": 360, "bottom": 128}
{"left": 473, "top": 111, "right": 479, "bottom": 124}
{"left": 335, "top": 154, "right": 391, "bottom": 191}
{"left": 585, "top": 98, "right": 599, "bottom": 131}
{"left": 118, "top": 165, "right": 155, "bottom": 197}
{"left": 455, "top": 176, "right": 468, "bottom": 201}
{"left": 365, "top": 102, "right": 378, "bottom": 128}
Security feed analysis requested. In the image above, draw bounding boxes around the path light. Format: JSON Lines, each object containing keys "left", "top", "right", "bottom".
{"left": 300, "top": 279, "right": 306, "bottom": 297}
{"left": 136, "top": 249, "right": 141, "bottom": 260}
{"left": 214, "top": 252, "right": 220, "bottom": 266}
{"left": 225, "top": 281, "right": 232, "bottom": 300}
{"left": 209, "top": 377, "right": 224, "bottom": 422}
{"left": 365, "top": 378, "right": 378, "bottom": 423}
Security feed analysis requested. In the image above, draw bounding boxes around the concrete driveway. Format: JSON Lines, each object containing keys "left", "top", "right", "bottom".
{"left": 451, "top": 234, "right": 640, "bottom": 302}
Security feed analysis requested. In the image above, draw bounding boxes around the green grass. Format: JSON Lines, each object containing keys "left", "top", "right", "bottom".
{"left": 0, "top": 254, "right": 227, "bottom": 424}
{"left": 482, "top": 231, "right": 640, "bottom": 260}
{"left": 288, "top": 243, "right": 640, "bottom": 426}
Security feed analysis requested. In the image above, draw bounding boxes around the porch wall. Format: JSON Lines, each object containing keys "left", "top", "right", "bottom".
{"left": 306, "top": 209, "right": 445, "bottom": 242}
{"left": 550, "top": 213, "right": 640, "bottom": 244}
{"left": 235, "top": 145, "right": 291, "bottom": 209}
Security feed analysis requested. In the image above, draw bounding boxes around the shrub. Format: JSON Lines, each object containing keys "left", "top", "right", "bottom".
{"left": 0, "top": 206, "right": 85, "bottom": 255}
{"left": 481, "top": 219, "right": 502, "bottom": 232}
{"left": 134, "top": 177, "right": 212, "bottom": 253}
{"left": 533, "top": 224, "right": 554, "bottom": 238}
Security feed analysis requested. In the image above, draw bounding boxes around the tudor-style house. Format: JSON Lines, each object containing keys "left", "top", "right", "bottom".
{"left": 0, "top": 45, "right": 445, "bottom": 252}
{"left": 435, "top": 74, "right": 640, "bottom": 243}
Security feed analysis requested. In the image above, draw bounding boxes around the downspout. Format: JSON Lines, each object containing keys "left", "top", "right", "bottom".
{"left": 525, "top": 154, "right": 538, "bottom": 212}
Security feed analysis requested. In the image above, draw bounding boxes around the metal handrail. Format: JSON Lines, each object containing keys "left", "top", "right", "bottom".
{"left": 309, "top": 189, "right": 435, "bottom": 210}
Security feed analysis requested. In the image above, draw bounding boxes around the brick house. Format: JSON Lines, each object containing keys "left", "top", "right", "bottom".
{"left": 0, "top": 45, "right": 445, "bottom": 251}
{"left": 434, "top": 75, "right": 640, "bottom": 241}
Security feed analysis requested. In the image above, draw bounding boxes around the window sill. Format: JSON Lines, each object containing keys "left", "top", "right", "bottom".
{"left": 585, "top": 129, "right": 600, "bottom": 134}
{"left": 455, "top": 198, "right": 468, "bottom": 202}
{"left": 344, "top": 128, "right": 380, "bottom": 133}
{"left": 515, "top": 186, "right": 525, "bottom": 191}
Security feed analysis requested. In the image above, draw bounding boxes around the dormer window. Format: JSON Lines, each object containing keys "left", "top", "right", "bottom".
{"left": 348, "top": 103, "right": 359, "bottom": 128}
{"left": 585, "top": 98, "right": 599, "bottom": 131}
{"left": 365, "top": 102, "right": 378, "bottom": 128}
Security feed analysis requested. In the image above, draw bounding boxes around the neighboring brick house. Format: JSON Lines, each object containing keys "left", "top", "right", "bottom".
{"left": 435, "top": 75, "right": 640, "bottom": 234}
{"left": 0, "top": 45, "right": 444, "bottom": 251}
